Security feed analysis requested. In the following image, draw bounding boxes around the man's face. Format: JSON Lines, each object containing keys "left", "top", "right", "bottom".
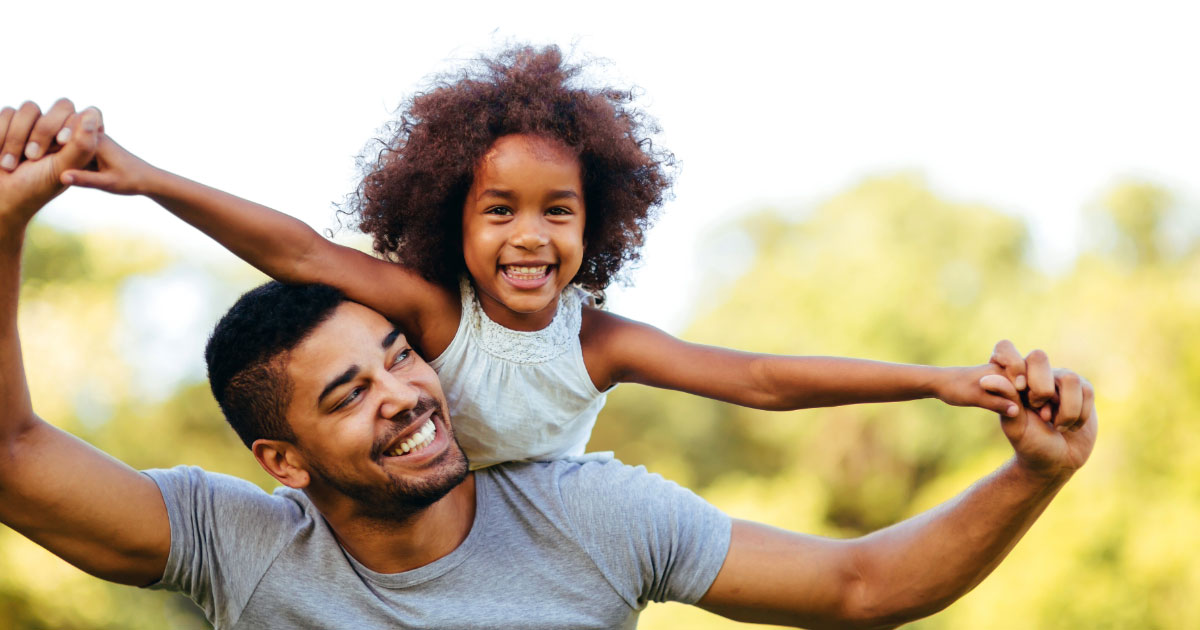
{"left": 282, "top": 302, "right": 467, "bottom": 520}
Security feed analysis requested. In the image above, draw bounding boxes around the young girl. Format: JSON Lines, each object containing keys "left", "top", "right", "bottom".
{"left": 58, "top": 46, "right": 1023, "bottom": 468}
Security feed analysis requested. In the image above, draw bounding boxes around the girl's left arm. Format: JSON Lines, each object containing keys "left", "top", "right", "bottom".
{"left": 581, "top": 309, "right": 1022, "bottom": 416}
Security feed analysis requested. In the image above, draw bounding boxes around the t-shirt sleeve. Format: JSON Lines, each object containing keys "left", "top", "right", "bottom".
{"left": 555, "top": 460, "right": 733, "bottom": 607}
{"left": 142, "top": 466, "right": 297, "bottom": 628}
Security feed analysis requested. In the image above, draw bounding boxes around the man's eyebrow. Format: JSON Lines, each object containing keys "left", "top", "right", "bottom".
{"left": 318, "top": 366, "right": 360, "bottom": 406}
{"left": 382, "top": 328, "right": 402, "bottom": 350}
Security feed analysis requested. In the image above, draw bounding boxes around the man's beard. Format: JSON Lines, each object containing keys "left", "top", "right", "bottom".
{"left": 304, "top": 396, "right": 470, "bottom": 522}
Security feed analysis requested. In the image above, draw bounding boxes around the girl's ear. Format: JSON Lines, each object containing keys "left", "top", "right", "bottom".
{"left": 252, "top": 439, "right": 311, "bottom": 489}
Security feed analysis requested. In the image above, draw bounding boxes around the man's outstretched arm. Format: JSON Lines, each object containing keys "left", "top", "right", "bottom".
{"left": 697, "top": 346, "right": 1097, "bottom": 629}
{"left": 0, "top": 101, "right": 170, "bottom": 586}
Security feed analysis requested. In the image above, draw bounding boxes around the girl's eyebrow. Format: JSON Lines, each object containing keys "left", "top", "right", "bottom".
{"left": 478, "top": 188, "right": 579, "bottom": 200}
{"left": 479, "top": 188, "right": 516, "bottom": 200}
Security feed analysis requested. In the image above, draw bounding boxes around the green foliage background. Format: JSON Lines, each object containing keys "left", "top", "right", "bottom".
{"left": 3, "top": 175, "right": 1195, "bottom": 628}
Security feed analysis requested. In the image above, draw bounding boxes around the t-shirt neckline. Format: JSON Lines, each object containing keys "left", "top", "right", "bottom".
{"left": 339, "top": 471, "right": 492, "bottom": 589}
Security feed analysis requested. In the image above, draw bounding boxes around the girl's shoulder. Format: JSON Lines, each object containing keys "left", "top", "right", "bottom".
{"left": 578, "top": 305, "right": 646, "bottom": 390}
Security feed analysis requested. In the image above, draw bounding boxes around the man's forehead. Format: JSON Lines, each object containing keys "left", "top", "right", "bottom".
{"left": 287, "top": 303, "right": 406, "bottom": 377}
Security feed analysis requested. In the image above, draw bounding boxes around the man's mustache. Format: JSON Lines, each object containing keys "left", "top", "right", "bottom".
{"left": 370, "top": 396, "right": 442, "bottom": 460}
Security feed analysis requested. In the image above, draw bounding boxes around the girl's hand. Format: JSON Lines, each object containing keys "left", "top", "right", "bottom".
{"left": 61, "top": 133, "right": 157, "bottom": 196}
{"left": 935, "top": 363, "right": 1023, "bottom": 418}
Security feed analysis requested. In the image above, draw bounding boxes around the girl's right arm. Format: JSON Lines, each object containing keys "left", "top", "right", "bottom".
{"left": 63, "top": 134, "right": 461, "bottom": 354}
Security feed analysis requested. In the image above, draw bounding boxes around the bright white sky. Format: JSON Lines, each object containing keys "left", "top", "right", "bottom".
{"left": 5, "top": 1, "right": 1197, "bottom": 388}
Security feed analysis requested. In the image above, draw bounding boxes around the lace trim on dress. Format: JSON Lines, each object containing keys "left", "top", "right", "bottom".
{"left": 460, "top": 278, "right": 583, "bottom": 364}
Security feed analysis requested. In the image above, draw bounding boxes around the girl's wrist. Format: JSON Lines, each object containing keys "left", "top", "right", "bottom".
{"left": 921, "top": 365, "right": 952, "bottom": 400}
{"left": 135, "top": 165, "right": 175, "bottom": 198}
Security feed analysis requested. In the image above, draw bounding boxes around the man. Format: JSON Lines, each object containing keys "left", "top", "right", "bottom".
{"left": 0, "top": 101, "right": 1097, "bottom": 629}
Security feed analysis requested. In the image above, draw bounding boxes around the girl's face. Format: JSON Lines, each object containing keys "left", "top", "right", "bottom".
{"left": 461, "top": 134, "right": 586, "bottom": 331}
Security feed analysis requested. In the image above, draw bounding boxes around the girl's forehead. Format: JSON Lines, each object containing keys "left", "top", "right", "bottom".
{"left": 482, "top": 134, "right": 579, "bottom": 167}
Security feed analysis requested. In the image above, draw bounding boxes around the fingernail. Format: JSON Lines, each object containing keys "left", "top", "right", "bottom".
{"left": 1007, "top": 405, "right": 1018, "bottom": 417}
{"left": 57, "top": 128, "right": 72, "bottom": 144}
{"left": 1015, "top": 375, "right": 1026, "bottom": 390}
{"left": 0, "top": 154, "right": 16, "bottom": 171}
{"left": 24, "top": 142, "right": 41, "bottom": 160}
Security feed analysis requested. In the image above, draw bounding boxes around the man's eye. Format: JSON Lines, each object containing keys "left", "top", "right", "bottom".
{"left": 392, "top": 348, "right": 411, "bottom": 367}
{"left": 334, "top": 387, "right": 364, "bottom": 411}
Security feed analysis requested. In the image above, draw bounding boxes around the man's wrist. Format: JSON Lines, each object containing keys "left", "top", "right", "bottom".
{"left": 1004, "top": 455, "right": 1074, "bottom": 493}
{"left": 0, "top": 226, "right": 25, "bottom": 257}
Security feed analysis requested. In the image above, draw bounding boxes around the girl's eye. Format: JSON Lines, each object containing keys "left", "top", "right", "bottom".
{"left": 546, "top": 207, "right": 572, "bottom": 216}
{"left": 484, "top": 206, "right": 513, "bottom": 216}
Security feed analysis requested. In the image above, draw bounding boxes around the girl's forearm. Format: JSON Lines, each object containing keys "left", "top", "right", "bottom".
{"left": 753, "top": 356, "right": 948, "bottom": 410}
{"left": 138, "top": 168, "right": 330, "bottom": 284}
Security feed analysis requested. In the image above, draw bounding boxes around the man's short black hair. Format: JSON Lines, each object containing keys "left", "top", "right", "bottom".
{"left": 205, "top": 282, "right": 346, "bottom": 449}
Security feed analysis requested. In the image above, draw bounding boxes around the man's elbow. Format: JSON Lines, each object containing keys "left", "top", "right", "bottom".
{"left": 0, "top": 411, "right": 42, "bottom": 469}
{"left": 837, "top": 585, "right": 958, "bottom": 630}
{"left": 831, "top": 551, "right": 950, "bottom": 630}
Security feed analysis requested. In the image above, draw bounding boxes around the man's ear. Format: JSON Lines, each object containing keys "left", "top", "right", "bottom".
{"left": 252, "top": 439, "right": 311, "bottom": 489}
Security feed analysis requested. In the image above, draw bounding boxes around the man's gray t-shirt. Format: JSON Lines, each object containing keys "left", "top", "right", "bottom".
{"left": 144, "top": 459, "right": 732, "bottom": 629}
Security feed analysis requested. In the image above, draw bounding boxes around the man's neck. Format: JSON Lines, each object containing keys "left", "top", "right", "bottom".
{"left": 317, "top": 472, "right": 478, "bottom": 574}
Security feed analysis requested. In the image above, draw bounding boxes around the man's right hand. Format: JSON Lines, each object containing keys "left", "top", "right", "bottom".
{"left": 980, "top": 341, "right": 1097, "bottom": 483}
{"left": 0, "top": 99, "right": 102, "bottom": 234}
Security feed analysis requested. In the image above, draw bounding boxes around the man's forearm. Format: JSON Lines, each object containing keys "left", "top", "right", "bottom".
{"left": 700, "top": 456, "right": 1072, "bottom": 629}
{"left": 850, "top": 458, "right": 1068, "bottom": 627}
{"left": 0, "top": 228, "right": 36, "bottom": 441}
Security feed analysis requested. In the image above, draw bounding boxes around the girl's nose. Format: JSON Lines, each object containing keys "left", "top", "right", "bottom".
{"left": 510, "top": 214, "right": 550, "bottom": 251}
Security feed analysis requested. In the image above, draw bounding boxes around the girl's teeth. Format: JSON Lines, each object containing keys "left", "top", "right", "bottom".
{"left": 505, "top": 265, "right": 548, "bottom": 277}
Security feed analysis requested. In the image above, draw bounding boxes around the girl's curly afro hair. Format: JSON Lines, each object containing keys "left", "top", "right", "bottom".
{"left": 345, "top": 45, "right": 674, "bottom": 291}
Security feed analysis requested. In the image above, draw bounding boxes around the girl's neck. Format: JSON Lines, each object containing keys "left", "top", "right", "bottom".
{"left": 475, "top": 289, "right": 560, "bottom": 331}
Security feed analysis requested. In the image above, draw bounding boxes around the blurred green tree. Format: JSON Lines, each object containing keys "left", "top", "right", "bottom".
{"left": 594, "top": 175, "right": 1200, "bottom": 629}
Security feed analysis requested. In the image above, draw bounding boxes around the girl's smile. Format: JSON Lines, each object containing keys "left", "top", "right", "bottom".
{"left": 461, "top": 134, "right": 586, "bottom": 331}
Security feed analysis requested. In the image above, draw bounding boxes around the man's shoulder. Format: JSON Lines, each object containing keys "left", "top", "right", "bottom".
{"left": 480, "top": 458, "right": 710, "bottom": 516}
{"left": 142, "top": 465, "right": 312, "bottom": 523}
{"left": 480, "top": 457, "right": 648, "bottom": 486}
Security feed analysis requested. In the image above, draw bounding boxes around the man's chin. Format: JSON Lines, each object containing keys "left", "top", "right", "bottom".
{"left": 310, "top": 439, "right": 470, "bottom": 522}
{"left": 380, "top": 444, "right": 470, "bottom": 512}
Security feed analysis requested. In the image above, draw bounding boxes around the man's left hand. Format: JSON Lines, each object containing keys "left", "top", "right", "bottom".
{"left": 0, "top": 99, "right": 102, "bottom": 235}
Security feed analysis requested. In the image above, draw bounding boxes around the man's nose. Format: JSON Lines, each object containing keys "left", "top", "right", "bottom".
{"left": 378, "top": 371, "right": 420, "bottom": 421}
